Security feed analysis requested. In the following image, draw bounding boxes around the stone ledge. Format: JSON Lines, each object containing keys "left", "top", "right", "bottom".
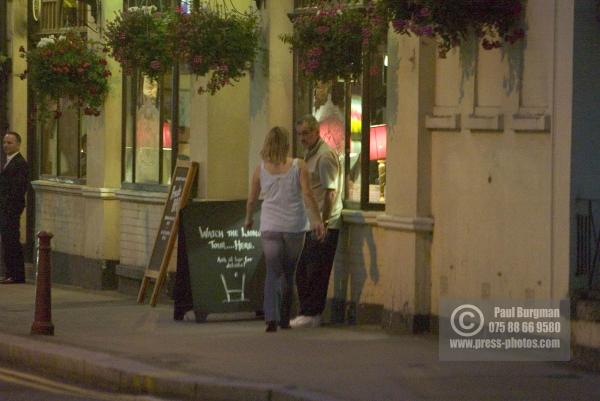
{"left": 465, "top": 113, "right": 503, "bottom": 132}
{"left": 512, "top": 113, "right": 551, "bottom": 132}
{"left": 32, "top": 180, "right": 82, "bottom": 196}
{"left": 341, "top": 210, "right": 379, "bottom": 225}
{"left": 425, "top": 113, "right": 461, "bottom": 131}
{"left": 377, "top": 214, "right": 434, "bottom": 232}
{"left": 32, "top": 181, "right": 119, "bottom": 201}
{"left": 115, "top": 189, "right": 167, "bottom": 205}
{"left": 81, "top": 186, "right": 119, "bottom": 200}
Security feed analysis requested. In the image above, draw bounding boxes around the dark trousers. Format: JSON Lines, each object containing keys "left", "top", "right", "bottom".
{"left": 1, "top": 214, "right": 25, "bottom": 282}
{"left": 296, "top": 229, "right": 339, "bottom": 316}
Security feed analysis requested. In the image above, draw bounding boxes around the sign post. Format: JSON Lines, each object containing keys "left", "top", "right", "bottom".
{"left": 137, "top": 159, "right": 198, "bottom": 306}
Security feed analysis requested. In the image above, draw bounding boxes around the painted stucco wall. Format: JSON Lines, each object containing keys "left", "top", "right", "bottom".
{"left": 326, "top": 0, "right": 575, "bottom": 328}
{"left": 247, "top": 0, "right": 294, "bottom": 184}
{"left": 6, "top": 0, "right": 29, "bottom": 242}
{"left": 429, "top": 0, "right": 557, "bottom": 311}
{"left": 187, "top": 0, "right": 253, "bottom": 200}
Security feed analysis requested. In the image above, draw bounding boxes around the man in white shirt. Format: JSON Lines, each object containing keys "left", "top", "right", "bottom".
{"left": 291, "top": 115, "right": 343, "bottom": 328}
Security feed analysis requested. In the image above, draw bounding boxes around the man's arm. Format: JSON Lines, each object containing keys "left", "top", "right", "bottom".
{"left": 318, "top": 152, "right": 340, "bottom": 227}
{"left": 321, "top": 188, "right": 335, "bottom": 227}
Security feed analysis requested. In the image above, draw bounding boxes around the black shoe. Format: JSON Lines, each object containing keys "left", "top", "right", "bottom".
{"left": 265, "top": 321, "right": 277, "bottom": 332}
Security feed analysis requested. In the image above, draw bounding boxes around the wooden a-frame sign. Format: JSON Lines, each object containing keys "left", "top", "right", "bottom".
{"left": 138, "top": 159, "right": 198, "bottom": 306}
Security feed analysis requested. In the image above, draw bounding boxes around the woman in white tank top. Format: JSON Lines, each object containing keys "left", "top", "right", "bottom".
{"left": 245, "top": 127, "right": 324, "bottom": 332}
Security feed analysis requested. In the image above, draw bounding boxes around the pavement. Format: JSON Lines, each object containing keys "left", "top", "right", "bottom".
{"left": 1, "top": 284, "right": 600, "bottom": 401}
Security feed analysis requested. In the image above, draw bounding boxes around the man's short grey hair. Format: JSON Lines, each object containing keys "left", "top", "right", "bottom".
{"left": 296, "top": 114, "right": 319, "bottom": 133}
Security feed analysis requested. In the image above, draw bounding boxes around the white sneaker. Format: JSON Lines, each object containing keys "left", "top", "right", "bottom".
{"left": 290, "top": 315, "right": 311, "bottom": 328}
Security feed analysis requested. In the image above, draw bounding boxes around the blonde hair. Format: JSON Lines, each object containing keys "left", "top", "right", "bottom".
{"left": 260, "top": 126, "right": 290, "bottom": 164}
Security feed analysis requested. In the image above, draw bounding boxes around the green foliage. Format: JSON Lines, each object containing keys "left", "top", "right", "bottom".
{"left": 280, "top": 1, "right": 386, "bottom": 83}
{"left": 177, "top": 7, "right": 260, "bottom": 94}
{"left": 105, "top": 5, "right": 260, "bottom": 95}
{"left": 105, "top": 6, "right": 178, "bottom": 82}
{"left": 20, "top": 31, "right": 110, "bottom": 119}
{"left": 377, "top": 0, "right": 525, "bottom": 58}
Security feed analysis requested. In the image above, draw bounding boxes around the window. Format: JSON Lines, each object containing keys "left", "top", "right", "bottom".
{"left": 121, "top": 0, "right": 195, "bottom": 187}
{"left": 39, "top": 99, "right": 87, "bottom": 181}
{"left": 122, "top": 72, "right": 175, "bottom": 186}
{"left": 35, "top": 0, "right": 99, "bottom": 182}
{"left": 293, "top": 23, "right": 387, "bottom": 209}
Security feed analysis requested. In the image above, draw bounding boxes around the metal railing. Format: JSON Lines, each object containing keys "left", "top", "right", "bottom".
{"left": 576, "top": 198, "right": 600, "bottom": 291}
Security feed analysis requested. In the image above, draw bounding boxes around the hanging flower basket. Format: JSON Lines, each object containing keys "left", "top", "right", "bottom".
{"left": 177, "top": 6, "right": 260, "bottom": 94}
{"left": 280, "top": 1, "right": 386, "bottom": 83}
{"left": 105, "top": 5, "right": 177, "bottom": 81}
{"left": 377, "top": 0, "right": 525, "bottom": 58}
{"left": 19, "top": 31, "right": 110, "bottom": 118}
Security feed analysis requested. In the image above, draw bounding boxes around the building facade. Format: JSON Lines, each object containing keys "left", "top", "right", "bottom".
{"left": 2, "top": 0, "right": 599, "bottom": 353}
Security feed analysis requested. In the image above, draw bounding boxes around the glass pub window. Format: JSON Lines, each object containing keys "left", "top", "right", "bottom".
{"left": 39, "top": 98, "right": 87, "bottom": 181}
{"left": 121, "top": 0, "right": 195, "bottom": 187}
{"left": 122, "top": 72, "right": 175, "bottom": 186}
{"left": 292, "top": 9, "right": 387, "bottom": 209}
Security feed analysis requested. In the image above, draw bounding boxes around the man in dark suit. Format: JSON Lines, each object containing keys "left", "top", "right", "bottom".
{"left": 0, "top": 131, "right": 29, "bottom": 284}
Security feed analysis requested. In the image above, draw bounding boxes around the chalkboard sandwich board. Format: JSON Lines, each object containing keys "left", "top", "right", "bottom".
{"left": 176, "top": 199, "right": 265, "bottom": 320}
{"left": 137, "top": 159, "right": 198, "bottom": 306}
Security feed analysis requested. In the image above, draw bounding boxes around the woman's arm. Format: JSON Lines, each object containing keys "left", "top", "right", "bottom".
{"left": 245, "top": 165, "right": 261, "bottom": 229}
{"left": 298, "top": 160, "right": 325, "bottom": 240}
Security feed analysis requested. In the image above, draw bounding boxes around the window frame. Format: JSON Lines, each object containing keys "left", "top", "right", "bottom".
{"left": 38, "top": 98, "right": 87, "bottom": 184}
{"left": 291, "top": 3, "right": 386, "bottom": 211}
{"left": 119, "top": 0, "right": 183, "bottom": 190}
{"left": 120, "top": 70, "right": 180, "bottom": 190}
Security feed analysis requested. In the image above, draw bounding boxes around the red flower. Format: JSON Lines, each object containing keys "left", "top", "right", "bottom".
{"left": 150, "top": 59, "right": 161, "bottom": 70}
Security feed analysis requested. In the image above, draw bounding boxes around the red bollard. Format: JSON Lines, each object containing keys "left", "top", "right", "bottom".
{"left": 31, "top": 231, "right": 54, "bottom": 336}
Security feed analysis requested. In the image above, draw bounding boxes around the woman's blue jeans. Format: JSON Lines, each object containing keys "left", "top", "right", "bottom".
{"left": 261, "top": 231, "right": 306, "bottom": 325}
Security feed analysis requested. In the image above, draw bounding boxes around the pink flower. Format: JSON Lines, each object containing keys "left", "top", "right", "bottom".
{"left": 307, "top": 47, "right": 323, "bottom": 57}
{"left": 419, "top": 7, "right": 431, "bottom": 17}
{"left": 315, "top": 25, "right": 329, "bottom": 34}
{"left": 421, "top": 26, "right": 434, "bottom": 37}
{"left": 511, "top": 2, "right": 522, "bottom": 16}
{"left": 392, "top": 19, "right": 407, "bottom": 31}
